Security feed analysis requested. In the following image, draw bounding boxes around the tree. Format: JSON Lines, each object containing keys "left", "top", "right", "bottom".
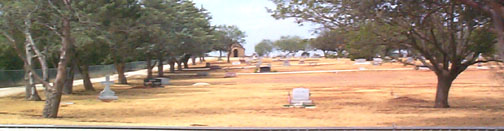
{"left": 94, "top": 0, "right": 143, "bottom": 84}
{"left": 459, "top": 0, "right": 504, "bottom": 58}
{"left": 255, "top": 39, "right": 274, "bottom": 57}
{"left": 270, "top": 0, "right": 498, "bottom": 108}
{"left": 215, "top": 25, "right": 246, "bottom": 63}
{"left": 273, "top": 35, "right": 308, "bottom": 56}
{"left": 0, "top": 0, "right": 44, "bottom": 101}
{"left": 310, "top": 29, "right": 346, "bottom": 57}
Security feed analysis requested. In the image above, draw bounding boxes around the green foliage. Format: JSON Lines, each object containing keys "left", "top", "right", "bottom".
{"left": 214, "top": 25, "right": 246, "bottom": 52}
{"left": 255, "top": 39, "right": 274, "bottom": 56}
{"left": 273, "top": 35, "right": 308, "bottom": 55}
{"left": 310, "top": 29, "right": 346, "bottom": 57}
{"left": 469, "top": 28, "right": 496, "bottom": 57}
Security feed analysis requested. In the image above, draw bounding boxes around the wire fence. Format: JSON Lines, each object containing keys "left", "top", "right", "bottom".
{"left": 0, "top": 61, "right": 149, "bottom": 88}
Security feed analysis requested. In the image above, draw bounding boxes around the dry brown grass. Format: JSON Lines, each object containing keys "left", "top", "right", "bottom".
{"left": 0, "top": 58, "right": 503, "bottom": 127}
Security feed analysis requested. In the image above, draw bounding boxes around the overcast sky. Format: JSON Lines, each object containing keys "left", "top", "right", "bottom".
{"left": 192, "top": 0, "right": 319, "bottom": 55}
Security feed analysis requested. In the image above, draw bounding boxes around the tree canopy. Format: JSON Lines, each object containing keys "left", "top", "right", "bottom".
{"left": 270, "top": 0, "right": 498, "bottom": 108}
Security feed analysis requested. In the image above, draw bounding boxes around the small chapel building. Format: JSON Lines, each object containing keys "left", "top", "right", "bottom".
{"left": 230, "top": 43, "right": 245, "bottom": 57}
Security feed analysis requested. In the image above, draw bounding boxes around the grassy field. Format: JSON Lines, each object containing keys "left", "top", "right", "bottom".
{"left": 0, "top": 58, "right": 503, "bottom": 127}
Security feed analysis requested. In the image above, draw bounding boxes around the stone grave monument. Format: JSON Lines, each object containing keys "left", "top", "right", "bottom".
{"left": 372, "top": 58, "right": 383, "bottom": 65}
{"left": 98, "top": 76, "right": 118, "bottom": 102}
{"left": 289, "top": 88, "right": 314, "bottom": 107}
{"left": 158, "top": 77, "right": 170, "bottom": 85}
{"left": 196, "top": 72, "right": 209, "bottom": 76}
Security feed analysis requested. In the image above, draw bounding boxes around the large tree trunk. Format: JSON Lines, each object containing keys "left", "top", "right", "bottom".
{"left": 23, "top": 19, "right": 41, "bottom": 101}
{"left": 227, "top": 51, "right": 231, "bottom": 63}
{"left": 218, "top": 50, "right": 222, "bottom": 60}
{"left": 24, "top": 65, "right": 41, "bottom": 101}
{"left": 191, "top": 57, "right": 196, "bottom": 65}
{"left": 176, "top": 61, "right": 183, "bottom": 71}
{"left": 146, "top": 55, "right": 153, "bottom": 78}
{"left": 434, "top": 74, "right": 454, "bottom": 108}
{"left": 63, "top": 60, "right": 77, "bottom": 95}
{"left": 157, "top": 54, "right": 164, "bottom": 77}
{"left": 42, "top": 15, "right": 72, "bottom": 118}
{"left": 78, "top": 63, "right": 95, "bottom": 91}
{"left": 115, "top": 62, "right": 127, "bottom": 84}
{"left": 169, "top": 60, "right": 175, "bottom": 73}
{"left": 201, "top": 56, "right": 205, "bottom": 62}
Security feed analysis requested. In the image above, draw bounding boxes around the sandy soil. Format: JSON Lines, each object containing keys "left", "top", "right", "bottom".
{"left": 0, "top": 58, "right": 503, "bottom": 127}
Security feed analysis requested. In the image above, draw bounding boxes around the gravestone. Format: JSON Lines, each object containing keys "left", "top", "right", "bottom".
{"left": 143, "top": 78, "right": 162, "bottom": 87}
{"left": 354, "top": 59, "right": 370, "bottom": 65}
{"left": 259, "top": 66, "right": 271, "bottom": 73}
{"left": 283, "top": 60, "right": 291, "bottom": 66}
{"left": 290, "top": 88, "right": 313, "bottom": 106}
{"left": 372, "top": 58, "right": 383, "bottom": 66}
{"left": 196, "top": 72, "right": 209, "bottom": 76}
{"left": 224, "top": 72, "right": 237, "bottom": 78}
{"left": 158, "top": 78, "right": 170, "bottom": 85}
{"left": 98, "top": 76, "right": 118, "bottom": 102}
{"left": 232, "top": 61, "right": 241, "bottom": 65}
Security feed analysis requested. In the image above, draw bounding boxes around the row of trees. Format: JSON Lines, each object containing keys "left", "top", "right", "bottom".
{"left": 269, "top": 0, "right": 499, "bottom": 108}
{"left": 0, "top": 0, "right": 245, "bottom": 118}
{"left": 254, "top": 36, "right": 309, "bottom": 57}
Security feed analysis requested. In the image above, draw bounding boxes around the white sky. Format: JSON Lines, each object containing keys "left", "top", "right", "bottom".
{"left": 192, "top": 0, "right": 319, "bottom": 55}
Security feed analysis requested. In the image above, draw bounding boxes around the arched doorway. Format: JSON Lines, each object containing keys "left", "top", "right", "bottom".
{"left": 233, "top": 49, "right": 238, "bottom": 57}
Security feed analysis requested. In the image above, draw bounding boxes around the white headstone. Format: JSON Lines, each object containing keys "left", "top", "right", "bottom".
{"left": 157, "top": 78, "right": 170, "bottom": 85}
{"left": 232, "top": 61, "right": 241, "bottom": 65}
{"left": 98, "top": 76, "right": 118, "bottom": 101}
{"left": 372, "top": 58, "right": 383, "bottom": 65}
{"left": 290, "top": 88, "right": 313, "bottom": 106}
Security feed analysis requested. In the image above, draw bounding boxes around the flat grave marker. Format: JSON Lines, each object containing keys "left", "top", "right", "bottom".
{"left": 354, "top": 59, "right": 370, "bottom": 65}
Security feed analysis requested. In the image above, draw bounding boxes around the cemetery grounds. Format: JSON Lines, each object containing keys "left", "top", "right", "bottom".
{"left": 0, "top": 58, "right": 503, "bottom": 127}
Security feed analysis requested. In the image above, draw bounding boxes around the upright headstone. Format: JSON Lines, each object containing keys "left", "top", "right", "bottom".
{"left": 98, "top": 76, "right": 118, "bottom": 102}
{"left": 372, "top": 58, "right": 383, "bottom": 66}
{"left": 157, "top": 78, "right": 170, "bottom": 85}
{"left": 232, "top": 61, "right": 241, "bottom": 65}
{"left": 259, "top": 66, "right": 271, "bottom": 73}
{"left": 290, "top": 88, "right": 313, "bottom": 106}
